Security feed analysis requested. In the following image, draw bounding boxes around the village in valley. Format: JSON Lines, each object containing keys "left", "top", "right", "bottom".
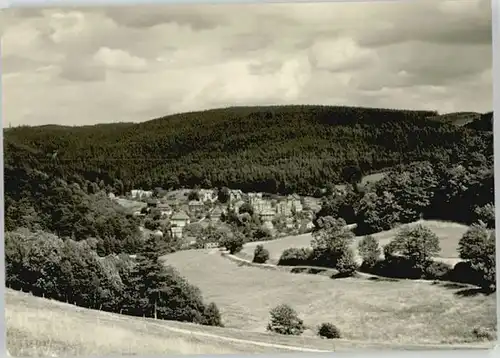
{"left": 120, "top": 187, "right": 321, "bottom": 249}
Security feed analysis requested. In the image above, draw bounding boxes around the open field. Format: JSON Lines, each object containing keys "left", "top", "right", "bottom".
{"left": 427, "top": 112, "right": 482, "bottom": 127}
{"left": 6, "top": 290, "right": 245, "bottom": 356}
{"left": 115, "top": 198, "right": 147, "bottom": 213}
{"left": 5, "top": 289, "right": 327, "bottom": 356}
{"left": 239, "top": 220, "right": 470, "bottom": 265}
{"left": 335, "top": 172, "right": 387, "bottom": 191}
{"left": 164, "top": 249, "right": 496, "bottom": 345}
{"left": 7, "top": 289, "right": 490, "bottom": 356}
{"left": 165, "top": 189, "right": 192, "bottom": 201}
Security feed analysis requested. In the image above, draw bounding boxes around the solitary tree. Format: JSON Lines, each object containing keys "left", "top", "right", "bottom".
{"left": 253, "top": 245, "right": 270, "bottom": 264}
{"left": 267, "top": 304, "right": 305, "bottom": 336}
{"left": 389, "top": 225, "right": 440, "bottom": 271}
{"left": 218, "top": 187, "right": 231, "bottom": 204}
{"left": 458, "top": 223, "right": 496, "bottom": 292}
{"left": 311, "top": 216, "right": 355, "bottom": 272}
{"left": 358, "top": 235, "right": 381, "bottom": 268}
{"left": 220, "top": 231, "right": 245, "bottom": 254}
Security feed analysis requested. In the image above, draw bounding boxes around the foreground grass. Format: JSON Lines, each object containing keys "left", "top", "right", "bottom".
{"left": 8, "top": 289, "right": 487, "bottom": 357}
{"left": 165, "top": 249, "right": 496, "bottom": 345}
{"left": 240, "top": 220, "right": 469, "bottom": 265}
{"left": 5, "top": 289, "right": 292, "bottom": 356}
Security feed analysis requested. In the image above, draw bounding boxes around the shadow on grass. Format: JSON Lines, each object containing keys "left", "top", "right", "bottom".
{"left": 366, "top": 276, "right": 400, "bottom": 283}
{"left": 455, "top": 288, "right": 492, "bottom": 297}
{"left": 433, "top": 282, "right": 470, "bottom": 290}
{"left": 290, "top": 267, "right": 328, "bottom": 275}
{"left": 432, "top": 281, "right": 494, "bottom": 297}
{"left": 433, "top": 282, "right": 494, "bottom": 297}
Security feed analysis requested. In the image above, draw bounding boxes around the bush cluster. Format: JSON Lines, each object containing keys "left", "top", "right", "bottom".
{"left": 267, "top": 304, "right": 305, "bottom": 336}
{"left": 354, "top": 223, "right": 496, "bottom": 292}
{"left": 253, "top": 245, "right": 270, "bottom": 264}
{"left": 278, "top": 217, "right": 359, "bottom": 276}
{"left": 278, "top": 248, "right": 314, "bottom": 266}
{"left": 317, "top": 322, "right": 341, "bottom": 339}
{"left": 358, "top": 235, "right": 381, "bottom": 269}
{"left": 220, "top": 231, "right": 245, "bottom": 254}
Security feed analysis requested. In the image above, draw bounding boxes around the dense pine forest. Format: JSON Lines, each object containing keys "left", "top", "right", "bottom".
{"left": 4, "top": 105, "right": 493, "bottom": 196}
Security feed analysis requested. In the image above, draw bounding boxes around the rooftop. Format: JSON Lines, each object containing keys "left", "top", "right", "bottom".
{"left": 171, "top": 211, "right": 190, "bottom": 220}
{"left": 189, "top": 200, "right": 204, "bottom": 205}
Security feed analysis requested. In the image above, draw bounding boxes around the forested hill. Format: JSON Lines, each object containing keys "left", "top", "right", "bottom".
{"left": 4, "top": 105, "right": 493, "bottom": 196}
{"left": 464, "top": 112, "right": 494, "bottom": 132}
{"left": 425, "top": 111, "right": 493, "bottom": 130}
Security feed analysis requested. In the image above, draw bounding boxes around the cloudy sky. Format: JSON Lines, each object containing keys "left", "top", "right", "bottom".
{"left": 1, "top": 0, "right": 493, "bottom": 127}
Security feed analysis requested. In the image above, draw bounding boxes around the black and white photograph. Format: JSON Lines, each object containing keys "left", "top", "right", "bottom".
{"left": 2, "top": 0, "right": 496, "bottom": 356}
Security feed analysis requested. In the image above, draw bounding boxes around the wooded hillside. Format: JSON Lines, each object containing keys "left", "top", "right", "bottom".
{"left": 4, "top": 105, "right": 493, "bottom": 196}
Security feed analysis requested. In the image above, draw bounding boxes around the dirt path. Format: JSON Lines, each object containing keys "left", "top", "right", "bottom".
{"left": 143, "top": 321, "right": 330, "bottom": 353}
{"left": 144, "top": 319, "right": 491, "bottom": 352}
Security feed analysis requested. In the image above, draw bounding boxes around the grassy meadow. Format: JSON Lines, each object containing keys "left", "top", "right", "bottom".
{"left": 8, "top": 288, "right": 490, "bottom": 356}
{"left": 164, "top": 249, "right": 496, "bottom": 345}
{"left": 5, "top": 289, "right": 325, "bottom": 356}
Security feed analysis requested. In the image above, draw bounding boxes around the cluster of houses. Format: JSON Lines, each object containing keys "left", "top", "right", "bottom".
{"left": 231, "top": 192, "right": 311, "bottom": 232}
{"left": 130, "top": 189, "right": 153, "bottom": 199}
{"left": 129, "top": 188, "right": 315, "bottom": 240}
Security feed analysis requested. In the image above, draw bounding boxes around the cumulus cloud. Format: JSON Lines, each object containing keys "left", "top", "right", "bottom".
{"left": 1, "top": 0, "right": 493, "bottom": 127}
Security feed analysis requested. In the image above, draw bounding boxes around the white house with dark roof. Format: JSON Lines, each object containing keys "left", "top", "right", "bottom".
{"left": 171, "top": 226, "right": 183, "bottom": 239}
{"left": 130, "top": 189, "right": 153, "bottom": 199}
{"left": 170, "top": 211, "right": 190, "bottom": 228}
{"left": 230, "top": 189, "right": 244, "bottom": 202}
{"left": 157, "top": 202, "right": 173, "bottom": 217}
{"left": 199, "top": 189, "right": 217, "bottom": 202}
{"left": 287, "top": 194, "right": 303, "bottom": 213}
{"left": 260, "top": 208, "right": 276, "bottom": 234}
{"left": 188, "top": 200, "right": 204, "bottom": 213}
{"left": 260, "top": 208, "right": 275, "bottom": 223}
{"left": 276, "top": 201, "right": 292, "bottom": 217}
{"left": 251, "top": 197, "right": 272, "bottom": 214}
{"left": 210, "top": 207, "right": 223, "bottom": 222}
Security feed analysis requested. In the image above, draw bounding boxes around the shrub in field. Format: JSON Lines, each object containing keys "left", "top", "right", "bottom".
{"left": 369, "top": 255, "right": 421, "bottom": 279}
{"left": 472, "top": 326, "right": 496, "bottom": 341}
{"left": 458, "top": 222, "right": 491, "bottom": 260}
{"left": 458, "top": 223, "right": 495, "bottom": 292}
{"left": 267, "top": 304, "right": 305, "bottom": 336}
{"left": 335, "top": 249, "right": 359, "bottom": 277}
{"left": 201, "top": 302, "right": 223, "bottom": 327}
{"left": 389, "top": 225, "right": 440, "bottom": 272}
{"left": 253, "top": 227, "right": 273, "bottom": 241}
{"left": 423, "top": 261, "right": 452, "bottom": 280}
{"left": 311, "top": 216, "right": 354, "bottom": 270}
{"left": 253, "top": 245, "right": 270, "bottom": 264}
{"left": 358, "top": 235, "right": 381, "bottom": 268}
{"left": 448, "top": 261, "right": 484, "bottom": 286}
{"left": 220, "top": 232, "right": 245, "bottom": 254}
{"left": 317, "top": 322, "right": 341, "bottom": 339}
{"left": 278, "top": 247, "right": 313, "bottom": 266}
